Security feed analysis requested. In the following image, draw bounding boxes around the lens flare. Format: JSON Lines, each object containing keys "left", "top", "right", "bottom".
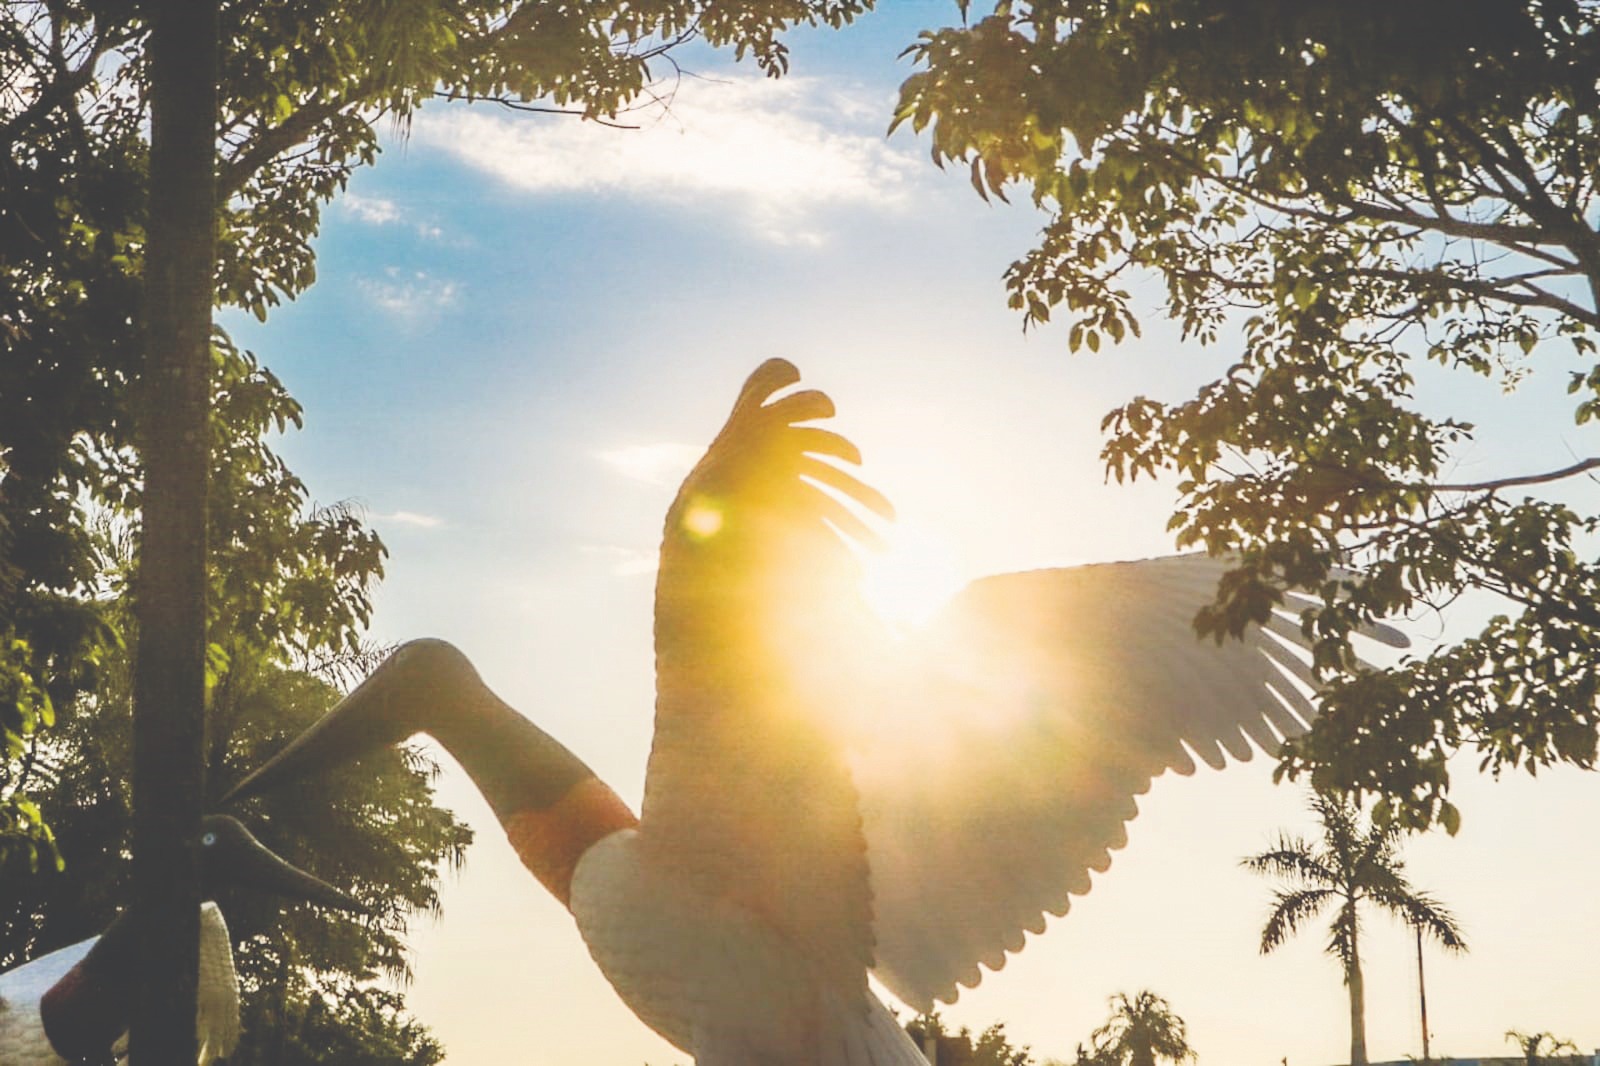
{"left": 859, "top": 524, "right": 962, "bottom": 629}
{"left": 682, "top": 499, "right": 724, "bottom": 540}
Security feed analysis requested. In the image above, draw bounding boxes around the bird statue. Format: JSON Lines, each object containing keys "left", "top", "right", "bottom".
{"left": 0, "top": 814, "right": 364, "bottom": 1065}
{"left": 224, "top": 359, "right": 1403, "bottom": 1066}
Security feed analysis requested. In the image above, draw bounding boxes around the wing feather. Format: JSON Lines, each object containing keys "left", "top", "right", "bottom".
{"left": 859, "top": 554, "right": 1403, "bottom": 1012}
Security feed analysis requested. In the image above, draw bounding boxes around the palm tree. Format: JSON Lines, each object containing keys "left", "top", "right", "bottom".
{"left": 1242, "top": 792, "right": 1466, "bottom": 1066}
{"left": 1506, "top": 1030, "right": 1578, "bottom": 1066}
{"left": 1079, "top": 991, "right": 1194, "bottom": 1066}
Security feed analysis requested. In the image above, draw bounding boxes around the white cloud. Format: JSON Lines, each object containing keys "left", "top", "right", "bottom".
{"left": 341, "top": 192, "right": 445, "bottom": 240}
{"left": 357, "top": 267, "right": 460, "bottom": 319}
{"left": 580, "top": 544, "right": 659, "bottom": 578}
{"left": 596, "top": 443, "right": 703, "bottom": 487}
{"left": 342, "top": 192, "right": 403, "bottom": 225}
{"left": 411, "top": 76, "right": 917, "bottom": 244}
{"left": 376, "top": 510, "right": 445, "bottom": 529}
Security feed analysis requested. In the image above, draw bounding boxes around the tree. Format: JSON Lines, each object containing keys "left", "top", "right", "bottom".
{"left": 0, "top": 653, "right": 470, "bottom": 1065}
{"left": 0, "top": 339, "right": 468, "bottom": 1061}
{"left": 133, "top": 3, "right": 221, "bottom": 1058}
{"left": 6, "top": 0, "right": 873, "bottom": 1057}
{"left": 908, "top": 1013, "right": 1040, "bottom": 1066}
{"left": 1242, "top": 791, "right": 1466, "bottom": 1066}
{"left": 1506, "top": 1030, "right": 1580, "bottom": 1066}
{"left": 894, "top": 0, "right": 1600, "bottom": 830}
{"left": 1070, "top": 991, "right": 1194, "bottom": 1066}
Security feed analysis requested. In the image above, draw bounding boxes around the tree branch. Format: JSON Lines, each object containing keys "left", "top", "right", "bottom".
{"left": 218, "top": 93, "right": 345, "bottom": 200}
{"left": 0, "top": 26, "right": 105, "bottom": 159}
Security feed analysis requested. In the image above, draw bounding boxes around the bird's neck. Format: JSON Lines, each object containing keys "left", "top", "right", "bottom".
{"left": 429, "top": 691, "right": 637, "bottom": 908}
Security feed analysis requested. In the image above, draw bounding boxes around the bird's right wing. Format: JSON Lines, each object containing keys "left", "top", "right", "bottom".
{"left": 852, "top": 553, "right": 1405, "bottom": 1012}
{"left": 104, "top": 904, "right": 240, "bottom": 1065}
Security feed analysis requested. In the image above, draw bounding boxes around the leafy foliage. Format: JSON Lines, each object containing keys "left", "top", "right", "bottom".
{"left": 0, "top": 328, "right": 469, "bottom": 1056}
{"left": 240, "top": 982, "right": 444, "bottom": 1066}
{"left": 896, "top": 0, "right": 1600, "bottom": 829}
{"left": 2, "top": 0, "right": 879, "bottom": 802}
{"left": 1242, "top": 791, "right": 1465, "bottom": 1066}
{"left": 0, "top": 629, "right": 63, "bottom": 875}
{"left": 909, "top": 1012, "right": 1039, "bottom": 1066}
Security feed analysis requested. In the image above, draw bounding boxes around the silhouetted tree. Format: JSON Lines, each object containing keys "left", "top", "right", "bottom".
{"left": 1074, "top": 991, "right": 1194, "bottom": 1066}
{"left": 1244, "top": 792, "right": 1466, "bottom": 1066}
{"left": 909, "top": 1012, "right": 1038, "bottom": 1066}
{"left": 1506, "top": 1029, "right": 1579, "bottom": 1066}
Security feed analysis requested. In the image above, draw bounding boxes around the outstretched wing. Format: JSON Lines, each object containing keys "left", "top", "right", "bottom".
{"left": 640, "top": 358, "right": 893, "bottom": 994}
{"left": 857, "top": 554, "right": 1405, "bottom": 1011}
{"left": 639, "top": 360, "right": 1403, "bottom": 1015}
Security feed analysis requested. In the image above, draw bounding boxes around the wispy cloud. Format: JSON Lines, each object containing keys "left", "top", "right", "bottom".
{"left": 343, "top": 192, "right": 402, "bottom": 225}
{"left": 357, "top": 267, "right": 460, "bottom": 319}
{"left": 341, "top": 192, "right": 445, "bottom": 240}
{"left": 412, "top": 76, "right": 917, "bottom": 244}
{"left": 581, "top": 544, "right": 659, "bottom": 577}
{"left": 375, "top": 509, "right": 445, "bottom": 529}
{"left": 596, "top": 443, "right": 703, "bottom": 487}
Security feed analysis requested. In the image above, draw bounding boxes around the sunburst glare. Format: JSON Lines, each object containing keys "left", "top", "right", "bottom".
{"left": 858, "top": 522, "right": 963, "bottom": 629}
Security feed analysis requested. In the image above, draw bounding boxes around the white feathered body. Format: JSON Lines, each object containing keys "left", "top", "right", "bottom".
{"left": 0, "top": 937, "right": 79, "bottom": 1066}
{"left": 571, "top": 829, "right": 926, "bottom": 1066}
{"left": 0, "top": 901, "right": 241, "bottom": 1066}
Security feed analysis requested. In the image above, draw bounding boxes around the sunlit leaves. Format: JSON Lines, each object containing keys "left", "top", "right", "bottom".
{"left": 900, "top": 0, "right": 1600, "bottom": 830}
{"left": 0, "top": 636, "right": 63, "bottom": 875}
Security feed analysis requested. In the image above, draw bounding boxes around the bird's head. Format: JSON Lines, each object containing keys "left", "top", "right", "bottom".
{"left": 198, "top": 814, "right": 366, "bottom": 913}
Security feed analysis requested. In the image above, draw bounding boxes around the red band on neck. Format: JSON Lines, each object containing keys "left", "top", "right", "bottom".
{"left": 502, "top": 777, "right": 638, "bottom": 906}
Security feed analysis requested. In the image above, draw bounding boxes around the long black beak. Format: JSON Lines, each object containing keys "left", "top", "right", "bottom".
{"left": 201, "top": 814, "right": 367, "bottom": 914}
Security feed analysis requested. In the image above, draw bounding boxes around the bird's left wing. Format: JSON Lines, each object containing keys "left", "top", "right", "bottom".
{"left": 640, "top": 359, "right": 893, "bottom": 994}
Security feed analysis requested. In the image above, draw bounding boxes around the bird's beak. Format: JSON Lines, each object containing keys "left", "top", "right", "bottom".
{"left": 204, "top": 815, "right": 368, "bottom": 914}
{"left": 222, "top": 639, "right": 474, "bottom": 805}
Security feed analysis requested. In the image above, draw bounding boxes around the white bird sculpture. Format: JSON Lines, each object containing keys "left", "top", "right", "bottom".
{"left": 0, "top": 814, "right": 363, "bottom": 1065}
{"left": 225, "top": 360, "right": 1402, "bottom": 1066}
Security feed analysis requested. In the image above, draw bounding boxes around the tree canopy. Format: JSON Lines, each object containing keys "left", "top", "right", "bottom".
{"left": 1072, "top": 991, "right": 1194, "bottom": 1066}
{"left": 896, "top": 0, "right": 1600, "bottom": 828}
{"left": 909, "top": 1013, "right": 1041, "bottom": 1066}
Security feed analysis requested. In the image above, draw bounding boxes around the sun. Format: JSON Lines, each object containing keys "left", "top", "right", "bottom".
{"left": 858, "top": 522, "right": 964, "bottom": 630}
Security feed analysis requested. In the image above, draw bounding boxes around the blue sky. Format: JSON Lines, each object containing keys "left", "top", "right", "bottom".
{"left": 225, "top": 7, "right": 1600, "bottom": 1064}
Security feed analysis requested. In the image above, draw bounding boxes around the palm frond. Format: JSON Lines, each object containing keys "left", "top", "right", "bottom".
{"left": 1376, "top": 889, "right": 1468, "bottom": 952}
{"left": 1259, "top": 887, "right": 1335, "bottom": 953}
{"left": 1241, "top": 835, "right": 1339, "bottom": 887}
{"left": 1325, "top": 899, "right": 1360, "bottom": 973}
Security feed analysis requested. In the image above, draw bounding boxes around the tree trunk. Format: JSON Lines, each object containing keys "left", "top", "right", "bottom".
{"left": 1346, "top": 911, "right": 1368, "bottom": 1066}
{"left": 129, "top": 2, "right": 218, "bottom": 1063}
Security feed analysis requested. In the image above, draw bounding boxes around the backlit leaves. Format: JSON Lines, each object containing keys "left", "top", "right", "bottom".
{"left": 900, "top": 0, "right": 1600, "bottom": 828}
